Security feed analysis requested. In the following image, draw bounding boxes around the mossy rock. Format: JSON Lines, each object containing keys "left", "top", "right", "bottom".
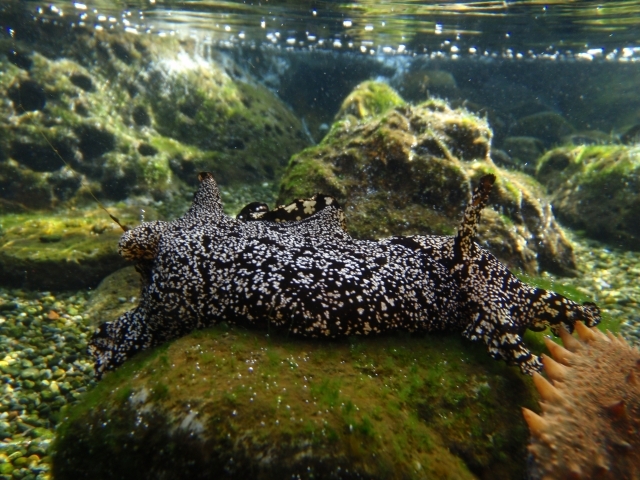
{"left": 278, "top": 84, "right": 577, "bottom": 276}
{"left": 83, "top": 267, "right": 142, "bottom": 326}
{"left": 0, "top": 30, "right": 309, "bottom": 209}
{"left": 536, "top": 144, "right": 640, "bottom": 249}
{"left": 335, "top": 80, "right": 405, "bottom": 122}
{"left": 52, "top": 324, "right": 540, "bottom": 480}
{"left": 501, "top": 136, "right": 545, "bottom": 173}
{"left": 392, "top": 69, "right": 458, "bottom": 103}
{"left": 0, "top": 208, "right": 141, "bottom": 290}
{"left": 146, "top": 60, "right": 309, "bottom": 186}
{"left": 509, "top": 111, "right": 575, "bottom": 148}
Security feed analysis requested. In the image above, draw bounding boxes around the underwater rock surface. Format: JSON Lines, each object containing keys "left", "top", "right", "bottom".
{"left": 279, "top": 82, "right": 577, "bottom": 275}
{"left": 53, "top": 325, "right": 539, "bottom": 480}
{"left": 0, "top": 31, "right": 308, "bottom": 210}
{"left": 536, "top": 144, "right": 640, "bottom": 250}
{"left": 0, "top": 209, "right": 128, "bottom": 290}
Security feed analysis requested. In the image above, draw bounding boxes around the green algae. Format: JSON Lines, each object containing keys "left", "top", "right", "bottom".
{"left": 53, "top": 325, "right": 539, "bottom": 480}
{"left": 278, "top": 84, "right": 576, "bottom": 275}
{"left": 1, "top": 32, "right": 310, "bottom": 211}
{"left": 536, "top": 144, "right": 640, "bottom": 248}
{"left": 147, "top": 62, "right": 309, "bottom": 185}
{"left": 0, "top": 208, "right": 142, "bottom": 290}
{"left": 335, "top": 81, "right": 405, "bottom": 122}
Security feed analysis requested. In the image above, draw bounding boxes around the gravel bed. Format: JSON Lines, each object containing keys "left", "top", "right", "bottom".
{"left": 536, "top": 236, "right": 640, "bottom": 346}
{"left": 0, "top": 291, "right": 95, "bottom": 480}
{"left": 0, "top": 234, "right": 636, "bottom": 479}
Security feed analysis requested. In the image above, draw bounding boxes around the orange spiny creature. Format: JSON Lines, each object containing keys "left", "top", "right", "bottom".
{"left": 523, "top": 321, "right": 640, "bottom": 479}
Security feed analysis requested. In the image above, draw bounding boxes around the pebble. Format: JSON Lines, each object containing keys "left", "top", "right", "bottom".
{"left": 0, "top": 289, "right": 95, "bottom": 480}
{"left": 544, "top": 236, "right": 640, "bottom": 347}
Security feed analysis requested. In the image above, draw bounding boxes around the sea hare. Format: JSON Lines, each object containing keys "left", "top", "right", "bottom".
{"left": 89, "top": 172, "right": 600, "bottom": 378}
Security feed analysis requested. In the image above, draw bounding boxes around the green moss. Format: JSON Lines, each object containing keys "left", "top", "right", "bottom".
{"left": 279, "top": 153, "right": 343, "bottom": 202}
{"left": 335, "top": 81, "right": 405, "bottom": 122}
{"left": 54, "top": 326, "right": 538, "bottom": 479}
{"left": 137, "top": 155, "right": 171, "bottom": 189}
{"left": 536, "top": 143, "right": 640, "bottom": 248}
{"left": 0, "top": 209, "right": 141, "bottom": 289}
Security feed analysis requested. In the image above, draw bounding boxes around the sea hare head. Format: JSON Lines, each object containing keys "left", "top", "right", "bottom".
{"left": 118, "top": 220, "right": 168, "bottom": 261}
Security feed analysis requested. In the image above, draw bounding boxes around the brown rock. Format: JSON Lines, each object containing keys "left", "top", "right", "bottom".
{"left": 279, "top": 88, "right": 577, "bottom": 275}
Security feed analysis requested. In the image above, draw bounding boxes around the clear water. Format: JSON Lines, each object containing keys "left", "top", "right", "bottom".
{"left": 0, "top": 0, "right": 639, "bottom": 478}
{"left": 6, "top": 0, "right": 640, "bottom": 135}
{"left": 15, "top": 0, "right": 640, "bottom": 55}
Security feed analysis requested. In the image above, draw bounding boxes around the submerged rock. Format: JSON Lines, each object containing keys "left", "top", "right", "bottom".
{"left": 501, "top": 136, "right": 544, "bottom": 173}
{"left": 509, "top": 111, "right": 575, "bottom": 149}
{"left": 0, "top": 30, "right": 309, "bottom": 209}
{"left": 53, "top": 324, "right": 539, "bottom": 480}
{"left": 0, "top": 209, "right": 140, "bottom": 290}
{"left": 83, "top": 267, "right": 141, "bottom": 326}
{"left": 335, "top": 80, "right": 405, "bottom": 122}
{"left": 536, "top": 144, "right": 640, "bottom": 249}
{"left": 279, "top": 83, "right": 577, "bottom": 275}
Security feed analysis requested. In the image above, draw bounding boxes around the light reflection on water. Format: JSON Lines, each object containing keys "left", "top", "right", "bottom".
{"left": 6, "top": 0, "right": 640, "bottom": 60}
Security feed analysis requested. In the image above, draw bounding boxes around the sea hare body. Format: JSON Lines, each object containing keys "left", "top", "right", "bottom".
{"left": 89, "top": 172, "right": 600, "bottom": 378}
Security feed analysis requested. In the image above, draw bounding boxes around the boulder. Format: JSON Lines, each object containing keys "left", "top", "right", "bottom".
{"left": 53, "top": 324, "right": 539, "bottom": 480}
{"left": 0, "top": 208, "right": 141, "bottom": 290}
{"left": 0, "top": 30, "right": 309, "bottom": 210}
{"left": 83, "top": 267, "right": 141, "bottom": 326}
{"left": 536, "top": 144, "right": 640, "bottom": 249}
{"left": 509, "top": 111, "right": 575, "bottom": 148}
{"left": 501, "top": 136, "right": 545, "bottom": 173}
{"left": 278, "top": 83, "right": 578, "bottom": 275}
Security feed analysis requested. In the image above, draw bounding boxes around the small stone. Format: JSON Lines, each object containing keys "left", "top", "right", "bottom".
{"left": 20, "top": 369, "right": 38, "bottom": 380}
{"left": 7, "top": 452, "right": 22, "bottom": 461}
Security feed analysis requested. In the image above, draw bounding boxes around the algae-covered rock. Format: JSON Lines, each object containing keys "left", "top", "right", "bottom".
{"left": 53, "top": 325, "right": 539, "bottom": 480}
{"left": 83, "top": 267, "right": 141, "bottom": 326}
{"left": 536, "top": 144, "right": 640, "bottom": 249}
{"left": 501, "top": 136, "right": 544, "bottom": 173}
{"left": 145, "top": 58, "right": 309, "bottom": 186}
{"left": 0, "top": 29, "right": 309, "bottom": 209}
{"left": 279, "top": 83, "right": 577, "bottom": 275}
{"left": 0, "top": 209, "right": 140, "bottom": 290}
{"left": 509, "top": 111, "right": 575, "bottom": 148}
{"left": 392, "top": 68, "right": 458, "bottom": 103}
{"left": 335, "top": 80, "right": 405, "bottom": 123}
